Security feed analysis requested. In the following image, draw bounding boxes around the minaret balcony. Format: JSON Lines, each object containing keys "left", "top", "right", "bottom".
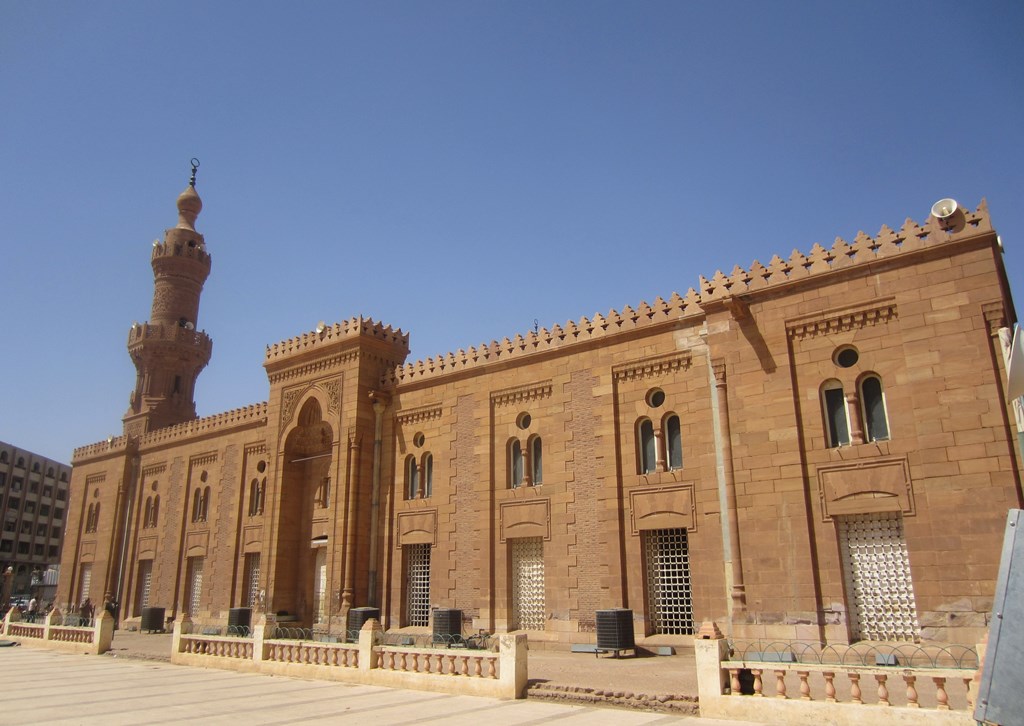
{"left": 128, "top": 322, "right": 213, "bottom": 358}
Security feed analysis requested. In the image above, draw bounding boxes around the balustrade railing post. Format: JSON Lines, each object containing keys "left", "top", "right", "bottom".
{"left": 43, "top": 608, "right": 57, "bottom": 643}
{"left": 875, "top": 674, "right": 889, "bottom": 706}
{"left": 498, "top": 632, "right": 528, "bottom": 698}
{"left": 357, "top": 618, "right": 381, "bottom": 671}
{"left": 904, "top": 674, "right": 919, "bottom": 708}
{"left": 171, "top": 612, "right": 191, "bottom": 656}
{"left": 252, "top": 613, "right": 272, "bottom": 665}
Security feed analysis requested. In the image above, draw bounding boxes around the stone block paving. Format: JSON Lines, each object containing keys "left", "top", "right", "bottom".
{"left": 0, "top": 637, "right": 764, "bottom": 725}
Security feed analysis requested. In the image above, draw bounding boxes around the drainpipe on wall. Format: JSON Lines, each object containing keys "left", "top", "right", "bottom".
{"left": 366, "top": 391, "right": 388, "bottom": 608}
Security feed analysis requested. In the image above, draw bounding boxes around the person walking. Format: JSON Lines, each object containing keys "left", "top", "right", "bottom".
{"left": 27, "top": 596, "right": 38, "bottom": 623}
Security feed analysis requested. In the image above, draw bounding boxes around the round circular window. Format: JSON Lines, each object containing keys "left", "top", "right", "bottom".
{"left": 646, "top": 388, "right": 666, "bottom": 408}
{"left": 413, "top": 432, "right": 426, "bottom": 448}
{"left": 516, "top": 412, "right": 532, "bottom": 430}
{"left": 257, "top": 460, "right": 267, "bottom": 474}
{"left": 834, "top": 346, "right": 859, "bottom": 368}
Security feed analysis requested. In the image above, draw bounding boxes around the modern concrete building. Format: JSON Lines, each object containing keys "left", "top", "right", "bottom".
{"left": 0, "top": 442, "right": 71, "bottom": 597}
{"left": 57, "top": 171, "right": 1022, "bottom": 649}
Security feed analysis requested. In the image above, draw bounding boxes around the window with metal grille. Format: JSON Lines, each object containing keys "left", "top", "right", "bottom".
{"left": 312, "top": 548, "right": 327, "bottom": 624}
{"left": 405, "top": 544, "right": 431, "bottom": 627}
{"left": 136, "top": 560, "right": 153, "bottom": 612}
{"left": 186, "top": 557, "right": 204, "bottom": 618}
{"left": 511, "top": 537, "right": 545, "bottom": 631}
{"left": 79, "top": 563, "right": 92, "bottom": 605}
{"left": 838, "top": 512, "right": 920, "bottom": 642}
{"left": 643, "top": 528, "right": 693, "bottom": 635}
{"left": 243, "top": 553, "right": 260, "bottom": 609}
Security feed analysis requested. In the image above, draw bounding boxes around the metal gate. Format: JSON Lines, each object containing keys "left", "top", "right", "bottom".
{"left": 406, "top": 544, "right": 431, "bottom": 626}
{"left": 186, "top": 557, "right": 204, "bottom": 618}
{"left": 79, "top": 563, "right": 92, "bottom": 605}
{"left": 312, "top": 548, "right": 327, "bottom": 624}
{"left": 643, "top": 528, "right": 693, "bottom": 635}
{"left": 243, "top": 553, "right": 260, "bottom": 609}
{"left": 511, "top": 537, "right": 545, "bottom": 631}
{"left": 838, "top": 512, "right": 920, "bottom": 642}
{"left": 137, "top": 560, "right": 152, "bottom": 612}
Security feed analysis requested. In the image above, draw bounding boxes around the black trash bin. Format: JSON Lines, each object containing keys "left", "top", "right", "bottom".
{"left": 140, "top": 607, "right": 165, "bottom": 633}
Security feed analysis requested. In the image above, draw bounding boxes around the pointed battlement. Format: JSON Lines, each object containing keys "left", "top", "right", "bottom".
{"left": 383, "top": 201, "right": 994, "bottom": 387}
{"left": 264, "top": 316, "right": 410, "bottom": 365}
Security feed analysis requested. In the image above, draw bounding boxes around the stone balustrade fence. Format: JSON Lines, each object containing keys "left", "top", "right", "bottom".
{"left": 171, "top": 614, "right": 527, "bottom": 699}
{"left": 694, "top": 622, "right": 982, "bottom": 726}
{"left": 0, "top": 606, "right": 114, "bottom": 655}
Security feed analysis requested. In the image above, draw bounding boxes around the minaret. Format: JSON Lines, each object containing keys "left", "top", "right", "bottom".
{"left": 123, "top": 160, "right": 213, "bottom": 437}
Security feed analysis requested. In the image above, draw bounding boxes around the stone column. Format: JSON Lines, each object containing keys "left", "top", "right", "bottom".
{"left": 713, "top": 360, "right": 746, "bottom": 612}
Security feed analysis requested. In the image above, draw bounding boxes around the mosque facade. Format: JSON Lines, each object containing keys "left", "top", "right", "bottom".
{"left": 57, "top": 176, "right": 1022, "bottom": 647}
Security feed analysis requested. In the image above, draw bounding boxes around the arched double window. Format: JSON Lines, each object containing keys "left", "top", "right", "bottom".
{"left": 143, "top": 496, "right": 160, "bottom": 528}
{"left": 421, "top": 453, "right": 433, "bottom": 498}
{"left": 191, "top": 487, "right": 210, "bottom": 523}
{"left": 405, "top": 453, "right": 434, "bottom": 499}
{"left": 637, "top": 414, "right": 682, "bottom": 474}
{"left": 248, "top": 478, "right": 265, "bottom": 516}
{"left": 859, "top": 374, "right": 890, "bottom": 442}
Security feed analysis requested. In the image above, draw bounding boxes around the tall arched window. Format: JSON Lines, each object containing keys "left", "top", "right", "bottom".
{"left": 422, "top": 453, "right": 433, "bottom": 498}
{"left": 530, "top": 437, "right": 543, "bottom": 485}
{"left": 406, "top": 455, "right": 419, "bottom": 500}
{"left": 822, "top": 380, "right": 850, "bottom": 448}
{"left": 249, "top": 479, "right": 261, "bottom": 516}
{"left": 509, "top": 439, "right": 524, "bottom": 488}
{"left": 191, "top": 489, "right": 202, "bottom": 523}
{"left": 202, "top": 487, "right": 211, "bottom": 520}
{"left": 664, "top": 414, "right": 682, "bottom": 470}
{"left": 638, "top": 419, "right": 656, "bottom": 474}
{"left": 144, "top": 497, "right": 153, "bottom": 528}
{"left": 152, "top": 495, "right": 160, "bottom": 527}
{"left": 860, "top": 374, "right": 890, "bottom": 442}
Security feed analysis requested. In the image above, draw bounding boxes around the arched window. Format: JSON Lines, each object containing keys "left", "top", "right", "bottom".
{"left": 422, "top": 453, "right": 433, "bottom": 498}
{"left": 530, "top": 437, "right": 543, "bottom": 485}
{"left": 192, "top": 490, "right": 202, "bottom": 523}
{"left": 860, "top": 374, "right": 890, "bottom": 442}
{"left": 638, "top": 419, "right": 656, "bottom": 474}
{"left": 316, "top": 477, "right": 330, "bottom": 508}
{"left": 0, "top": 452, "right": 7, "bottom": 463}
{"left": 664, "top": 414, "right": 682, "bottom": 470}
{"left": 202, "top": 487, "right": 211, "bottom": 521}
{"left": 144, "top": 497, "right": 153, "bottom": 528}
{"left": 509, "top": 439, "right": 524, "bottom": 488}
{"left": 46, "top": 467, "right": 54, "bottom": 478}
{"left": 86, "top": 503, "right": 100, "bottom": 533}
{"left": 152, "top": 495, "right": 160, "bottom": 527}
{"left": 822, "top": 380, "right": 850, "bottom": 448}
{"left": 249, "top": 479, "right": 261, "bottom": 516}
{"left": 406, "top": 455, "right": 419, "bottom": 500}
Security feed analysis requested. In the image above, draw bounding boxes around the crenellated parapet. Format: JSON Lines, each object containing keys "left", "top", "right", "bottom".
{"left": 73, "top": 435, "right": 129, "bottom": 463}
{"left": 127, "top": 322, "right": 213, "bottom": 357}
{"left": 382, "top": 289, "right": 705, "bottom": 387}
{"left": 139, "top": 402, "right": 268, "bottom": 447}
{"left": 698, "top": 200, "right": 992, "bottom": 302}
{"left": 264, "top": 316, "right": 410, "bottom": 364}
{"left": 382, "top": 201, "right": 994, "bottom": 388}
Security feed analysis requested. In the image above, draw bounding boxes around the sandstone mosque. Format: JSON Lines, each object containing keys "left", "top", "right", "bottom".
{"left": 58, "top": 165, "right": 1021, "bottom": 648}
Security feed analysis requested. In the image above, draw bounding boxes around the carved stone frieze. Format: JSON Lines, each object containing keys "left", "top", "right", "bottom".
{"left": 396, "top": 404, "right": 443, "bottom": 426}
{"left": 397, "top": 509, "right": 438, "bottom": 547}
{"left": 499, "top": 499, "right": 551, "bottom": 542}
{"left": 490, "top": 381, "right": 553, "bottom": 407}
{"left": 613, "top": 352, "right": 692, "bottom": 382}
{"left": 629, "top": 483, "right": 696, "bottom": 534}
{"left": 787, "top": 299, "right": 898, "bottom": 340}
{"left": 817, "top": 457, "right": 914, "bottom": 520}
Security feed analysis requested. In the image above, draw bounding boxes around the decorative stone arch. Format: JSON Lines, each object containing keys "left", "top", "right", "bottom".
{"left": 280, "top": 382, "right": 340, "bottom": 435}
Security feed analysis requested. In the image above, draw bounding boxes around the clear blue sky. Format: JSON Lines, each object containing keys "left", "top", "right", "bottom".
{"left": 2, "top": 1, "right": 1022, "bottom": 462}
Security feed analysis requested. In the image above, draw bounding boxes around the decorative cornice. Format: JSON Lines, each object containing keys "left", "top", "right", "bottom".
{"left": 982, "top": 301, "right": 1007, "bottom": 337}
{"left": 138, "top": 403, "right": 267, "bottom": 447}
{"left": 267, "top": 352, "right": 358, "bottom": 384}
{"left": 490, "top": 381, "right": 553, "bottom": 407}
{"left": 396, "top": 405, "right": 443, "bottom": 426}
{"left": 189, "top": 452, "right": 218, "bottom": 468}
{"left": 244, "top": 443, "right": 267, "bottom": 457}
{"left": 612, "top": 352, "right": 692, "bottom": 382}
{"left": 786, "top": 299, "right": 898, "bottom": 341}
{"left": 141, "top": 463, "right": 166, "bottom": 478}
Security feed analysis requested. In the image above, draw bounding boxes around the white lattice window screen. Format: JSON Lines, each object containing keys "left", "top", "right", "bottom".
{"left": 138, "top": 560, "right": 153, "bottom": 611}
{"left": 511, "top": 537, "right": 545, "bottom": 631}
{"left": 187, "top": 557, "right": 204, "bottom": 618}
{"left": 643, "top": 528, "right": 694, "bottom": 635}
{"left": 312, "top": 548, "right": 327, "bottom": 624}
{"left": 838, "top": 512, "right": 920, "bottom": 642}
{"left": 79, "top": 563, "right": 92, "bottom": 605}
{"left": 243, "top": 553, "right": 260, "bottom": 609}
{"left": 406, "top": 544, "right": 431, "bottom": 627}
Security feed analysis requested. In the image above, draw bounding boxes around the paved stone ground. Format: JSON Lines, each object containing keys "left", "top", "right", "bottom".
{"left": 0, "top": 643, "right": 765, "bottom": 725}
